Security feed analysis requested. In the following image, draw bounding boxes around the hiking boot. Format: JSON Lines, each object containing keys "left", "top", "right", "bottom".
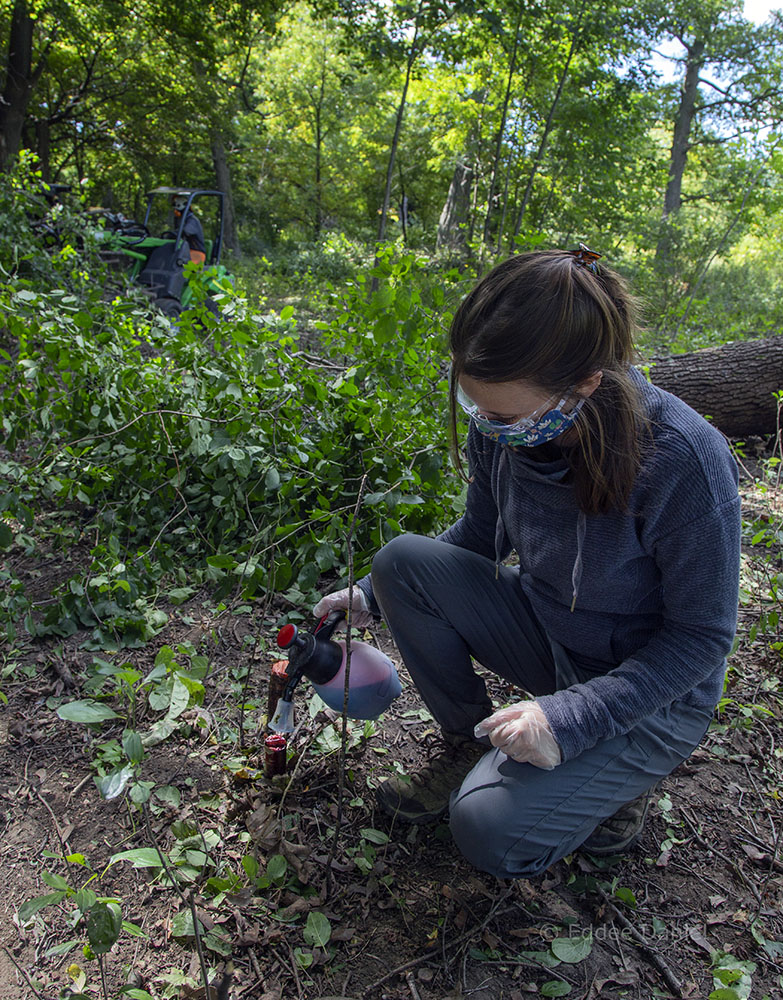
{"left": 376, "top": 736, "right": 487, "bottom": 824}
{"left": 581, "top": 790, "right": 654, "bottom": 856}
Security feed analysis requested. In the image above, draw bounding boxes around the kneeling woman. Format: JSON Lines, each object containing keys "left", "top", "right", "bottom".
{"left": 315, "top": 247, "right": 741, "bottom": 878}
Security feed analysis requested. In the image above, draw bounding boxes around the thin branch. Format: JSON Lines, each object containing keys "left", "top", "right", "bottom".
{"left": 2, "top": 947, "right": 47, "bottom": 1000}
{"left": 324, "top": 471, "right": 369, "bottom": 899}
{"left": 65, "top": 408, "right": 228, "bottom": 447}
{"left": 594, "top": 885, "right": 684, "bottom": 998}
{"left": 142, "top": 805, "right": 211, "bottom": 996}
{"left": 362, "top": 888, "right": 515, "bottom": 994}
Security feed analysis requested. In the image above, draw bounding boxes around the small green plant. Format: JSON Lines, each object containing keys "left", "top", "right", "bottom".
{"left": 53, "top": 643, "right": 208, "bottom": 804}
{"left": 19, "top": 853, "right": 148, "bottom": 999}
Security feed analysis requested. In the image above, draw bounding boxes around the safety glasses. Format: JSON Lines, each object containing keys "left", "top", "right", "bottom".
{"left": 455, "top": 382, "right": 566, "bottom": 435}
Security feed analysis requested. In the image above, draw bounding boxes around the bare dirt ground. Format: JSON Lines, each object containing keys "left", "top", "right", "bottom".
{"left": 2, "top": 500, "right": 783, "bottom": 1000}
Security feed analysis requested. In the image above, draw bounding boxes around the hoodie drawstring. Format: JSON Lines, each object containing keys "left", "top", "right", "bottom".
{"left": 570, "top": 510, "right": 586, "bottom": 612}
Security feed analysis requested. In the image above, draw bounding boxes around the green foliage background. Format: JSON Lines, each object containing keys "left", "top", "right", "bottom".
{"left": 0, "top": 171, "right": 467, "bottom": 643}
{"left": 4, "top": 0, "right": 783, "bottom": 641}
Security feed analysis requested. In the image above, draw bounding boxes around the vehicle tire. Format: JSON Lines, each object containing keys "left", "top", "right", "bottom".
{"left": 157, "top": 297, "right": 182, "bottom": 318}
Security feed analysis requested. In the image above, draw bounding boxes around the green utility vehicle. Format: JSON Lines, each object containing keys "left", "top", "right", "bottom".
{"left": 102, "top": 187, "right": 232, "bottom": 316}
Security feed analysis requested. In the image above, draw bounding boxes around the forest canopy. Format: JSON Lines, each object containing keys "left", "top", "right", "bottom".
{"left": 3, "top": 0, "right": 783, "bottom": 339}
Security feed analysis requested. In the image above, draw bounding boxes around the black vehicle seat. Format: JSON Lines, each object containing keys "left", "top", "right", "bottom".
{"left": 137, "top": 241, "right": 189, "bottom": 300}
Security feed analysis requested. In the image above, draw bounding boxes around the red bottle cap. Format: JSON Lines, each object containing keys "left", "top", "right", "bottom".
{"left": 277, "top": 623, "right": 297, "bottom": 648}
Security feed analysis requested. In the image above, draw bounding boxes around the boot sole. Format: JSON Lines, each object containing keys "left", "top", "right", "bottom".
{"left": 580, "top": 827, "right": 644, "bottom": 856}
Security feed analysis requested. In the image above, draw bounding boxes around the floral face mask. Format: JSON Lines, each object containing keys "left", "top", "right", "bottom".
{"left": 456, "top": 383, "right": 585, "bottom": 447}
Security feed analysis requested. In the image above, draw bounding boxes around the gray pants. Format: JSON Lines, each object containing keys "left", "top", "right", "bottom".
{"left": 371, "top": 534, "right": 713, "bottom": 878}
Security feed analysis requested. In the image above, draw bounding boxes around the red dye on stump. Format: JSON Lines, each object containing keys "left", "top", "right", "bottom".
{"left": 264, "top": 733, "right": 287, "bottom": 776}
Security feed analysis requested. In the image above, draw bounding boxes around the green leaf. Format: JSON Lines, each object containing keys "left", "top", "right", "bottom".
{"left": 75, "top": 887, "right": 98, "bottom": 913}
{"left": 121, "top": 920, "right": 148, "bottom": 938}
{"left": 167, "top": 586, "right": 195, "bottom": 605}
{"left": 203, "top": 927, "right": 233, "bottom": 956}
{"left": 95, "top": 764, "right": 135, "bottom": 801}
{"left": 57, "top": 699, "right": 118, "bottom": 723}
{"left": 166, "top": 676, "right": 191, "bottom": 719}
{"left": 303, "top": 911, "right": 332, "bottom": 948}
{"left": 711, "top": 953, "right": 756, "bottom": 1000}
{"left": 110, "top": 847, "right": 166, "bottom": 868}
{"left": 86, "top": 901, "right": 122, "bottom": 955}
{"left": 122, "top": 730, "right": 144, "bottom": 764}
{"left": 45, "top": 938, "right": 80, "bottom": 956}
{"left": 206, "top": 553, "right": 235, "bottom": 569}
{"left": 41, "top": 870, "right": 70, "bottom": 890}
{"left": 294, "top": 946, "right": 313, "bottom": 968}
{"left": 265, "top": 467, "right": 281, "bottom": 491}
{"left": 19, "top": 890, "right": 67, "bottom": 921}
{"left": 0, "top": 521, "right": 13, "bottom": 547}
{"left": 550, "top": 933, "right": 593, "bottom": 963}
{"left": 613, "top": 886, "right": 637, "bottom": 907}
{"left": 280, "top": 305, "right": 294, "bottom": 321}
{"left": 267, "top": 854, "right": 288, "bottom": 881}
{"left": 171, "top": 908, "right": 202, "bottom": 938}
{"left": 541, "top": 982, "right": 572, "bottom": 997}
{"left": 270, "top": 555, "right": 293, "bottom": 590}
{"left": 360, "top": 827, "right": 389, "bottom": 845}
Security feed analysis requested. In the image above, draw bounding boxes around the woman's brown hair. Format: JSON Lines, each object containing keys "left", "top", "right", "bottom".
{"left": 448, "top": 250, "right": 649, "bottom": 515}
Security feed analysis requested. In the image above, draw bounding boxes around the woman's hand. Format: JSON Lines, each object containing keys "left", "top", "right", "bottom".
{"left": 313, "top": 586, "right": 375, "bottom": 628}
{"left": 474, "top": 701, "right": 561, "bottom": 769}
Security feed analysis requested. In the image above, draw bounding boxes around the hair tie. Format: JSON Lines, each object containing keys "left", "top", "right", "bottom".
{"left": 568, "top": 242, "right": 602, "bottom": 274}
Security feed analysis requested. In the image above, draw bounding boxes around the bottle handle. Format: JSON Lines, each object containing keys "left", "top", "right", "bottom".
{"left": 314, "top": 608, "right": 345, "bottom": 640}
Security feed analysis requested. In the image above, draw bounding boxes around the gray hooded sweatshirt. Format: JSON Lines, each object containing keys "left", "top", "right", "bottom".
{"left": 363, "top": 368, "right": 742, "bottom": 764}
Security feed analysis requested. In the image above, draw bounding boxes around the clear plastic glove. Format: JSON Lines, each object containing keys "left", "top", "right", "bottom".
{"left": 313, "top": 586, "right": 375, "bottom": 628}
{"left": 474, "top": 701, "right": 561, "bottom": 769}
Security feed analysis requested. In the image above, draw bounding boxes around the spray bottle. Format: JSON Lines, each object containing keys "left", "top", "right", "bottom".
{"left": 269, "top": 610, "right": 401, "bottom": 733}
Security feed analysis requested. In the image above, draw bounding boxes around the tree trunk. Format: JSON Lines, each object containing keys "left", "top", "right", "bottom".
{"left": 211, "top": 135, "right": 240, "bottom": 254}
{"left": 377, "top": 0, "right": 423, "bottom": 242}
{"left": 482, "top": 6, "right": 522, "bottom": 246}
{"left": 313, "top": 59, "right": 326, "bottom": 239}
{"left": 648, "top": 337, "right": 783, "bottom": 438}
{"left": 655, "top": 38, "right": 706, "bottom": 265}
{"left": 0, "top": 0, "right": 38, "bottom": 170}
{"left": 662, "top": 39, "right": 705, "bottom": 221}
{"left": 437, "top": 158, "right": 473, "bottom": 250}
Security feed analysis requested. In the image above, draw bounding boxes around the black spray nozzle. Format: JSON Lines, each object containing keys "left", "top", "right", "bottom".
{"left": 276, "top": 611, "right": 344, "bottom": 700}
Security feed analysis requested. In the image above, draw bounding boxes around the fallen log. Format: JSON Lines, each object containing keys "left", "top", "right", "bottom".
{"left": 646, "top": 336, "right": 783, "bottom": 438}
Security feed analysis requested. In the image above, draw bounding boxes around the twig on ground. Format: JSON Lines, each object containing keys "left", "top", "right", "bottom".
{"left": 33, "top": 787, "right": 72, "bottom": 868}
{"left": 754, "top": 815, "right": 783, "bottom": 922}
{"left": 405, "top": 970, "right": 422, "bottom": 1000}
{"left": 362, "top": 888, "right": 520, "bottom": 995}
{"left": 283, "top": 941, "right": 305, "bottom": 1000}
{"left": 249, "top": 949, "right": 264, "bottom": 980}
{"left": 67, "top": 772, "right": 93, "bottom": 802}
{"left": 680, "top": 806, "right": 761, "bottom": 904}
{"left": 594, "top": 885, "right": 684, "bottom": 998}
{"left": 2, "top": 946, "right": 47, "bottom": 1000}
